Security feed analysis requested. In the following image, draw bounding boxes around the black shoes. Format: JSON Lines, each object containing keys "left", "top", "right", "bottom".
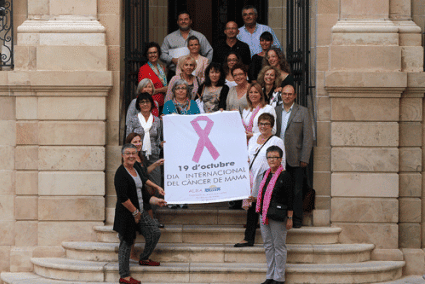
{"left": 234, "top": 242, "right": 253, "bottom": 247}
{"left": 261, "top": 281, "right": 285, "bottom": 284}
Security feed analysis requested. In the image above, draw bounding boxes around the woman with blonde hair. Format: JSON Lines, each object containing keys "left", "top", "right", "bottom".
{"left": 176, "top": 35, "right": 209, "bottom": 83}
{"left": 257, "top": 65, "right": 283, "bottom": 107}
{"left": 165, "top": 55, "right": 200, "bottom": 102}
{"left": 242, "top": 83, "right": 276, "bottom": 140}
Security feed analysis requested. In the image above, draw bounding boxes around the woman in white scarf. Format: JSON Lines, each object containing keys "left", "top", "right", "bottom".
{"left": 126, "top": 93, "right": 163, "bottom": 187}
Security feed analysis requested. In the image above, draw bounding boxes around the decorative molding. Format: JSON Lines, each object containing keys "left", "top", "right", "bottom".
{"left": 18, "top": 16, "right": 105, "bottom": 33}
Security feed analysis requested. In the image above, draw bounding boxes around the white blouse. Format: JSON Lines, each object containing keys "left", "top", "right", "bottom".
{"left": 242, "top": 104, "right": 277, "bottom": 134}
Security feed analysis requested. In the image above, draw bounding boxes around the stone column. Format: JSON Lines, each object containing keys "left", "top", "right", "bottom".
{"left": 326, "top": 0, "right": 404, "bottom": 259}
{"left": 0, "top": 85, "right": 16, "bottom": 275}
{"left": 390, "top": 0, "right": 425, "bottom": 276}
{"left": 7, "top": 0, "right": 112, "bottom": 272}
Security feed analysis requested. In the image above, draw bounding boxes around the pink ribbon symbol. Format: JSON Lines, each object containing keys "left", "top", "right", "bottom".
{"left": 191, "top": 116, "right": 220, "bottom": 163}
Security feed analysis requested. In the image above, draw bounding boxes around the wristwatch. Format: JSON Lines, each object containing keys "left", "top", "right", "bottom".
{"left": 132, "top": 209, "right": 139, "bottom": 217}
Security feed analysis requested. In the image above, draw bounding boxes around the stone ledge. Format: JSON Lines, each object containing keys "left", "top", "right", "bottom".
{"left": 18, "top": 17, "right": 106, "bottom": 33}
{"left": 0, "top": 71, "right": 112, "bottom": 93}
{"left": 325, "top": 71, "right": 407, "bottom": 95}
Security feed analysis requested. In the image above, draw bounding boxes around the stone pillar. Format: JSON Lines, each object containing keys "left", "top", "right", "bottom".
{"left": 326, "top": 0, "right": 404, "bottom": 256}
{"left": 0, "top": 86, "right": 16, "bottom": 276}
{"left": 312, "top": 0, "right": 340, "bottom": 227}
{"left": 6, "top": 0, "right": 113, "bottom": 273}
{"left": 392, "top": 0, "right": 425, "bottom": 275}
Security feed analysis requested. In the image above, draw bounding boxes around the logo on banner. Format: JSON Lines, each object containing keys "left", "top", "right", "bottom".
{"left": 190, "top": 116, "right": 220, "bottom": 163}
{"left": 205, "top": 185, "right": 221, "bottom": 192}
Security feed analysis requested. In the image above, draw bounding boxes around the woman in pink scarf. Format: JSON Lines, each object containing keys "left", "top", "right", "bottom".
{"left": 234, "top": 113, "right": 284, "bottom": 248}
{"left": 256, "top": 145, "right": 293, "bottom": 284}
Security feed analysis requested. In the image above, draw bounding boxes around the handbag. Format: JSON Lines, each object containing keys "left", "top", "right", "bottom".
{"left": 266, "top": 200, "right": 287, "bottom": 222}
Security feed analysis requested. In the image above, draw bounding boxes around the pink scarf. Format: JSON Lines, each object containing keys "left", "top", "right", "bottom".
{"left": 242, "top": 105, "right": 261, "bottom": 132}
{"left": 256, "top": 164, "right": 284, "bottom": 225}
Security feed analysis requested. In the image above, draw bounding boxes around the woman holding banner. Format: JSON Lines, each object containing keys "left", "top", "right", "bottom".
{"left": 234, "top": 113, "right": 285, "bottom": 247}
{"left": 114, "top": 144, "right": 167, "bottom": 284}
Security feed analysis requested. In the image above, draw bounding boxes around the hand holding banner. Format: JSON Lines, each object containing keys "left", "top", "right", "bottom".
{"left": 163, "top": 111, "right": 250, "bottom": 204}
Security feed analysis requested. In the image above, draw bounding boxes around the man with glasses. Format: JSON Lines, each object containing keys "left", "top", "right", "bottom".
{"left": 275, "top": 85, "right": 313, "bottom": 228}
{"left": 212, "top": 21, "right": 251, "bottom": 66}
{"left": 237, "top": 5, "right": 281, "bottom": 57}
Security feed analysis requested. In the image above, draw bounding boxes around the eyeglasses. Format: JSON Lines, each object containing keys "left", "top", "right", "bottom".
{"left": 266, "top": 156, "right": 281, "bottom": 160}
{"left": 258, "top": 122, "right": 271, "bottom": 127}
{"left": 282, "top": 92, "right": 295, "bottom": 97}
{"left": 175, "top": 86, "right": 187, "bottom": 90}
{"left": 232, "top": 72, "right": 245, "bottom": 77}
{"left": 139, "top": 100, "right": 151, "bottom": 105}
{"left": 124, "top": 152, "right": 137, "bottom": 156}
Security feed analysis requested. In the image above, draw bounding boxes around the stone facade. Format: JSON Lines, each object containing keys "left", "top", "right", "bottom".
{"left": 0, "top": 0, "right": 424, "bottom": 281}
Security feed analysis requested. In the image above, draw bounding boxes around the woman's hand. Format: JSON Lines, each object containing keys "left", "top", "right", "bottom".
{"left": 274, "top": 87, "right": 282, "bottom": 93}
{"left": 248, "top": 195, "right": 257, "bottom": 203}
{"left": 286, "top": 218, "right": 293, "bottom": 230}
{"left": 155, "top": 159, "right": 165, "bottom": 166}
{"left": 157, "top": 186, "right": 165, "bottom": 196}
{"left": 160, "top": 141, "right": 166, "bottom": 148}
{"left": 150, "top": 196, "right": 167, "bottom": 207}
{"left": 246, "top": 131, "right": 253, "bottom": 140}
{"left": 134, "top": 212, "right": 142, "bottom": 224}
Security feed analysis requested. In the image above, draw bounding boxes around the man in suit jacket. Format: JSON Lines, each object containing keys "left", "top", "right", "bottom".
{"left": 275, "top": 85, "right": 313, "bottom": 228}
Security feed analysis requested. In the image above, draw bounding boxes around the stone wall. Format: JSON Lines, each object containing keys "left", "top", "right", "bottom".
{"left": 323, "top": 0, "right": 425, "bottom": 275}
{"left": 0, "top": 0, "right": 113, "bottom": 278}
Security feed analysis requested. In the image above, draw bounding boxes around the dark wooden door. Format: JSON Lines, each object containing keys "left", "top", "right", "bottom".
{"left": 168, "top": 0, "right": 268, "bottom": 45}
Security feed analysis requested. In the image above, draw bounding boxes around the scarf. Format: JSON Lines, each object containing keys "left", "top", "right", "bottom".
{"left": 173, "top": 98, "right": 190, "bottom": 114}
{"left": 256, "top": 164, "right": 284, "bottom": 225}
{"left": 148, "top": 61, "right": 167, "bottom": 87}
{"left": 137, "top": 113, "right": 153, "bottom": 159}
{"left": 242, "top": 105, "right": 261, "bottom": 132}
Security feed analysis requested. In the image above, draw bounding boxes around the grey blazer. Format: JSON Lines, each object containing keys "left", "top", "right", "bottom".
{"left": 275, "top": 103, "right": 313, "bottom": 167}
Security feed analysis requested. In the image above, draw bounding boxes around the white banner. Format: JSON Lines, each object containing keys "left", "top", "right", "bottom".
{"left": 163, "top": 111, "right": 250, "bottom": 204}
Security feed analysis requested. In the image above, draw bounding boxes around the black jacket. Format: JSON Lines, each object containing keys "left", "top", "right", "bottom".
{"left": 113, "top": 164, "right": 150, "bottom": 244}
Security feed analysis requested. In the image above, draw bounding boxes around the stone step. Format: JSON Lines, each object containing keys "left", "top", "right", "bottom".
{"left": 5, "top": 272, "right": 421, "bottom": 284}
{"left": 371, "top": 275, "right": 425, "bottom": 284}
{"left": 62, "top": 241, "right": 374, "bottom": 264}
{"left": 94, "top": 225, "right": 342, "bottom": 245}
{"left": 30, "top": 258, "right": 404, "bottom": 283}
{"left": 155, "top": 207, "right": 246, "bottom": 225}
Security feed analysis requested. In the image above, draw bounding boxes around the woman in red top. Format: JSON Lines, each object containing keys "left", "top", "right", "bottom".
{"left": 138, "top": 42, "right": 168, "bottom": 115}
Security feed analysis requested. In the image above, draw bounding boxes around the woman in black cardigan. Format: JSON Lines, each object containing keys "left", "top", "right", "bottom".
{"left": 113, "top": 144, "right": 167, "bottom": 284}
{"left": 255, "top": 145, "right": 293, "bottom": 284}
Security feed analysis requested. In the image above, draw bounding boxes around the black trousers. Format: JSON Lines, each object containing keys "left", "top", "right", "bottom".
{"left": 243, "top": 202, "right": 258, "bottom": 244}
{"left": 285, "top": 164, "right": 304, "bottom": 226}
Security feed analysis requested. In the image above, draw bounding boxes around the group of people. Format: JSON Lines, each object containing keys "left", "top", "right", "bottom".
{"left": 114, "top": 5, "right": 313, "bottom": 284}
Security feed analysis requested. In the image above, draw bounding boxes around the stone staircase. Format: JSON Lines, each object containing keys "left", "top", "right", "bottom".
{"left": 2, "top": 204, "right": 406, "bottom": 284}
